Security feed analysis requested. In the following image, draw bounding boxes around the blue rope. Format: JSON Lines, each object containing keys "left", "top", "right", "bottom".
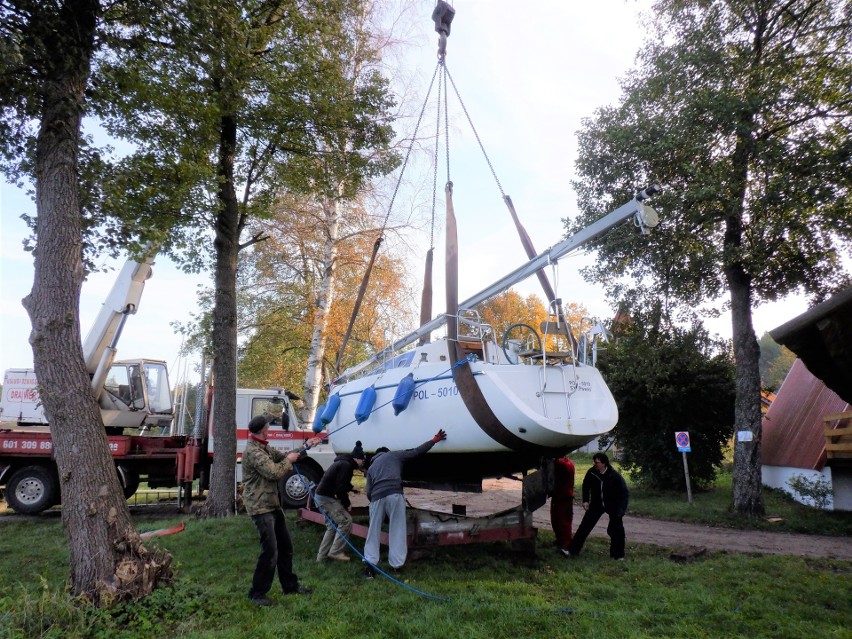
{"left": 326, "top": 355, "right": 475, "bottom": 439}
{"left": 292, "top": 465, "right": 449, "bottom": 601}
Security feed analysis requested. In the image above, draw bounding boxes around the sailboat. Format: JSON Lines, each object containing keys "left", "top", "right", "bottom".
{"left": 317, "top": 3, "right": 660, "bottom": 490}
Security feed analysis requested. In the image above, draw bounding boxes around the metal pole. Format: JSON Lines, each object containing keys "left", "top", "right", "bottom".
{"left": 682, "top": 452, "right": 693, "bottom": 504}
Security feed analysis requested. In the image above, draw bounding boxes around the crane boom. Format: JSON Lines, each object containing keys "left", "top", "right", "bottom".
{"left": 82, "top": 253, "right": 155, "bottom": 394}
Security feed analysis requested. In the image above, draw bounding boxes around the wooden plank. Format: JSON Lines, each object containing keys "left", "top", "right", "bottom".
{"left": 540, "top": 321, "right": 571, "bottom": 336}
{"left": 824, "top": 410, "right": 852, "bottom": 422}
{"left": 825, "top": 442, "right": 852, "bottom": 452}
{"left": 824, "top": 426, "right": 852, "bottom": 437}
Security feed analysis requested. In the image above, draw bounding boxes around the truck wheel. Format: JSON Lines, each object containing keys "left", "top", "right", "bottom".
{"left": 116, "top": 464, "right": 140, "bottom": 499}
{"left": 6, "top": 466, "right": 59, "bottom": 515}
{"left": 279, "top": 464, "right": 321, "bottom": 509}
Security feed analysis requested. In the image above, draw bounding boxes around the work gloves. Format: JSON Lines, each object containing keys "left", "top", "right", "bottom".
{"left": 433, "top": 429, "right": 447, "bottom": 443}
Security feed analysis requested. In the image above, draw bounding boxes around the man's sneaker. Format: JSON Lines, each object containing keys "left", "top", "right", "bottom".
{"left": 613, "top": 557, "right": 625, "bottom": 561}
{"left": 328, "top": 553, "right": 350, "bottom": 562}
{"left": 283, "top": 583, "right": 313, "bottom": 595}
{"left": 364, "top": 564, "right": 376, "bottom": 580}
{"left": 389, "top": 566, "right": 402, "bottom": 575}
{"left": 560, "top": 548, "right": 574, "bottom": 558}
{"left": 249, "top": 596, "right": 273, "bottom": 607}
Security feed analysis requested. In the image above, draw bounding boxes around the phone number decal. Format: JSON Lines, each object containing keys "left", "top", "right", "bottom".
{"left": 2, "top": 439, "right": 52, "bottom": 451}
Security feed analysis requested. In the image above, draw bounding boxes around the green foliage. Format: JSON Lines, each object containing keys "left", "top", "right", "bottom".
{"left": 93, "top": 0, "right": 400, "bottom": 265}
{"left": 787, "top": 474, "right": 833, "bottom": 510}
{"left": 598, "top": 308, "right": 735, "bottom": 490}
{"left": 570, "top": 0, "right": 852, "bottom": 516}
{"left": 571, "top": 1, "right": 852, "bottom": 306}
{"left": 757, "top": 332, "right": 796, "bottom": 391}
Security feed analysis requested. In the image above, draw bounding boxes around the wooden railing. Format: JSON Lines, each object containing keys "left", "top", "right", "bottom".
{"left": 824, "top": 410, "right": 852, "bottom": 461}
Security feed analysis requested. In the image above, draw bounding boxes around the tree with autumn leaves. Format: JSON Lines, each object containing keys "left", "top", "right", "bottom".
{"left": 474, "top": 290, "right": 588, "bottom": 354}
{"left": 237, "top": 192, "right": 414, "bottom": 419}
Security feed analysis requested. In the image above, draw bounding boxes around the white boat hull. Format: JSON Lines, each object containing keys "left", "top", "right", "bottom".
{"left": 326, "top": 338, "right": 617, "bottom": 481}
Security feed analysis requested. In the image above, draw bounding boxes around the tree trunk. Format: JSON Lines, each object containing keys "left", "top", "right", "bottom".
{"left": 727, "top": 266, "right": 764, "bottom": 517}
{"left": 21, "top": 0, "right": 171, "bottom": 604}
{"left": 204, "top": 111, "right": 242, "bottom": 517}
{"left": 301, "top": 198, "right": 341, "bottom": 425}
{"left": 727, "top": 14, "right": 768, "bottom": 518}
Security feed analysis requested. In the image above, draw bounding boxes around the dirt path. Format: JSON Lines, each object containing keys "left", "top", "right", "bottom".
{"left": 378, "top": 479, "right": 852, "bottom": 560}
{"left": 5, "top": 480, "right": 848, "bottom": 560}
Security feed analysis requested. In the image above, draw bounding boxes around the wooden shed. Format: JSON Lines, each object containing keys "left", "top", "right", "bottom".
{"left": 761, "top": 360, "right": 851, "bottom": 509}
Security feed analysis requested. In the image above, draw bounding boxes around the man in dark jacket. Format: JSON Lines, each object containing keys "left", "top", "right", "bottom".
{"left": 363, "top": 429, "right": 446, "bottom": 578}
{"left": 243, "top": 414, "right": 321, "bottom": 606}
{"left": 313, "top": 441, "right": 366, "bottom": 562}
{"left": 562, "top": 452, "right": 629, "bottom": 560}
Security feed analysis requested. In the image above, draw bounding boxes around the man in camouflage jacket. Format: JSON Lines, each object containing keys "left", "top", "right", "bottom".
{"left": 243, "top": 414, "right": 320, "bottom": 605}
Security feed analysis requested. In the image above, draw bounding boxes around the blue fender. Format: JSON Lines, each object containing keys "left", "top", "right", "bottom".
{"left": 321, "top": 394, "right": 341, "bottom": 425}
{"left": 355, "top": 385, "right": 377, "bottom": 424}
{"left": 392, "top": 373, "right": 416, "bottom": 416}
{"left": 312, "top": 402, "right": 326, "bottom": 433}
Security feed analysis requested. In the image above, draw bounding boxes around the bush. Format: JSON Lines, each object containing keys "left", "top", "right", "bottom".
{"left": 786, "top": 473, "right": 832, "bottom": 509}
{"left": 597, "top": 308, "right": 735, "bottom": 491}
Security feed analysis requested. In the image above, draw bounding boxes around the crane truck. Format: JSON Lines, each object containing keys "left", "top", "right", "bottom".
{"left": 0, "top": 254, "right": 333, "bottom": 515}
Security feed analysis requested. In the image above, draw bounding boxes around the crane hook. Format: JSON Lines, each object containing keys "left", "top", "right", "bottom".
{"left": 432, "top": 1, "right": 455, "bottom": 61}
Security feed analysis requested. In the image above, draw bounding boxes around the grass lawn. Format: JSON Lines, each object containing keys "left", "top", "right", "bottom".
{"left": 1, "top": 493, "right": 850, "bottom": 639}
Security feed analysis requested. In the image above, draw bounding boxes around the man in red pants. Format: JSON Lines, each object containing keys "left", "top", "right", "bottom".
{"left": 550, "top": 454, "right": 575, "bottom": 552}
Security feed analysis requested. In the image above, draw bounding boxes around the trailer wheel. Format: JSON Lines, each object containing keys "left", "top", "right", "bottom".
{"left": 116, "top": 464, "right": 140, "bottom": 499}
{"left": 279, "top": 463, "right": 321, "bottom": 509}
{"left": 6, "top": 466, "right": 59, "bottom": 515}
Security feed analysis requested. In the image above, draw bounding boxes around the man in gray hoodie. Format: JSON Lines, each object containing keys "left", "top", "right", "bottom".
{"left": 363, "top": 429, "right": 447, "bottom": 578}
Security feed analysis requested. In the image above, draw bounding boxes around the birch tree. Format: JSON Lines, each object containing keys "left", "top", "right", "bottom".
{"left": 237, "top": 193, "right": 413, "bottom": 396}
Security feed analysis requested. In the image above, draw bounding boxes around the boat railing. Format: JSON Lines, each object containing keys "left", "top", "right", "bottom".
{"left": 455, "top": 310, "right": 498, "bottom": 364}
{"left": 577, "top": 317, "right": 611, "bottom": 367}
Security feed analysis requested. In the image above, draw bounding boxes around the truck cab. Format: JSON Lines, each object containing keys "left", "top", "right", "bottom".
{"left": 207, "top": 387, "right": 336, "bottom": 508}
{"left": 1, "top": 361, "right": 173, "bottom": 435}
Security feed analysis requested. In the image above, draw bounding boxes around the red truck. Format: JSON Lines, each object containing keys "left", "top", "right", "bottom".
{"left": 0, "top": 254, "right": 332, "bottom": 514}
{"left": 0, "top": 378, "right": 334, "bottom": 514}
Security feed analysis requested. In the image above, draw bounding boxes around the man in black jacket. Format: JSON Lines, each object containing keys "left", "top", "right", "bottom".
{"left": 562, "top": 452, "right": 629, "bottom": 560}
{"left": 313, "top": 441, "right": 366, "bottom": 562}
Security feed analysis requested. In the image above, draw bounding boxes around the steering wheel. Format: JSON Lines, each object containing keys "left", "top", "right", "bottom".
{"left": 501, "top": 323, "right": 543, "bottom": 364}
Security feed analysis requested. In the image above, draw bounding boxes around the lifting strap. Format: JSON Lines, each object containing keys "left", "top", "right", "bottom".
{"left": 334, "top": 236, "right": 383, "bottom": 373}
{"left": 503, "top": 195, "right": 580, "bottom": 356}
{"left": 445, "top": 176, "right": 560, "bottom": 456}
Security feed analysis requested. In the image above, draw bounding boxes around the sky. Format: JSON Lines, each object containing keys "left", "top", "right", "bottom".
{"left": 0, "top": 0, "right": 815, "bottom": 377}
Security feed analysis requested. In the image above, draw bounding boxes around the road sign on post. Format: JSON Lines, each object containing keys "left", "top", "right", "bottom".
{"left": 675, "top": 432, "right": 693, "bottom": 504}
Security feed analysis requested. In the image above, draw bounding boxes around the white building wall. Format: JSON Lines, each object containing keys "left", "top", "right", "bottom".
{"left": 762, "top": 465, "right": 835, "bottom": 510}
{"left": 830, "top": 467, "right": 852, "bottom": 511}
